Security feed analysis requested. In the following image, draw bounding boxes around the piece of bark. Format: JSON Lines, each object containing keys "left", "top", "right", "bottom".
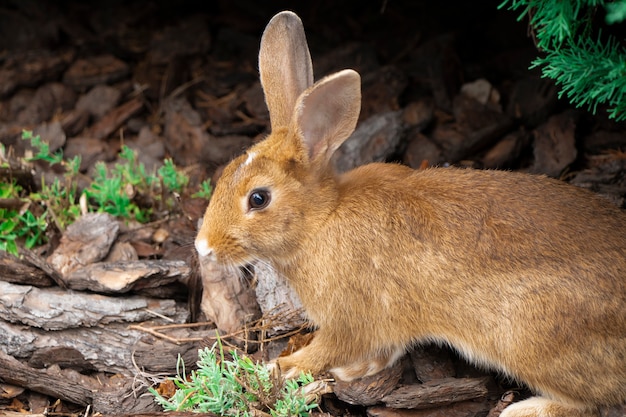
{"left": 18, "top": 248, "right": 65, "bottom": 287}
{"left": 63, "top": 55, "right": 130, "bottom": 90}
{"left": 254, "top": 262, "right": 305, "bottom": 334}
{"left": 0, "top": 50, "right": 74, "bottom": 98}
{"left": 162, "top": 97, "right": 209, "bottom": 167}
{"left": 0, "top": 250, "right": 54, "bottom": 286}
{"left": 86, "top": 97, "right": 144, "bottom": 140}
{"left": 481, "top": 130, "right": 529, "bottom": 170}
{"left": 410, "top": 346, "right": 456, "bottom": 382}
{"left": 0, "top": 280, "right": 186, "bottom": 331}
{"left": 0, "top": 350, "right": 96, "bottom": 406}
{"left": 1, "top": 319, "right": 199, "bottom": 376}
{"left": 459, "top": 79, "right": 501, "bottom": 108}
{"left": 60, "top": 108, "right": 90, "bottom": 137}
{"left": 104, "top": 241, "right": 139, "bottom": 262}
{"left": 16, "top": 82, "right": 77, "bottom": 125}
{"left": 530, "top": 110, "right": 579, "bottom": 177}
{"left": 333, "top": 110, "right": 405, "bottom": 173}
{"left": 360, "top": 66, "right": 407, "bottom": 121}
{"left": 199, "top": 256, "right": 260, "bottom": 334}
{"left": 403, "top": 99, "right": 435, "bottom": 132}
{"left": 382, "top": 377, "right": 491, "bottom": 409}
{"left": 569, "top": 157, "right": 626, "bottom": 207}
{"left": 64, "top": 259, "right": 189, "bottom": 294}
{"left": 76, "top": 85, "right": 122, "bottom": 119}
{"left": 92, "top": 380, "right": 163, "bottom": 415}
{"left": 368, "top": 399, "right": 492, "bottom": 417}
{"left": 47, "top": 212, "right": 119, "bottom": 277}
{"left": 1, "top": 347, "right": 195, "bottom": 414}
{"left": 334, "top": 359, "right": 404, "bottom": 406}
{"left": 403, "top": 131, "right": 444, "bottom": 169}
{"left": 28, "top": 346, "right": 97, "bottom": 373}
{"left": 432, "top": 117, "right": 514, "bottom": 164}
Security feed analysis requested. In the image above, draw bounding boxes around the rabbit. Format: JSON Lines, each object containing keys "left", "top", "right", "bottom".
{"left": 195, "top": 10, "right": 626, "bottom": 417}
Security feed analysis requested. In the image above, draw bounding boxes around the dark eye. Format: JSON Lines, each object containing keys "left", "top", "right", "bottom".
{"left": 248, "top": 189, "right": 271, "bottom": 210}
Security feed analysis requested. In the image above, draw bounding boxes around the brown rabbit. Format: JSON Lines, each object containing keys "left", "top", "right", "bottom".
{"left": 196, "top": 11, "right": 626, "bottom": 417}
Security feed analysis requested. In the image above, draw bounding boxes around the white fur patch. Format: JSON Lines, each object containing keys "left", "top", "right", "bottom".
{"left": 244, "top": 151, "right": 256, "bottom": 166}
{"left": 195, "top": 237, "right": 213, "bottom": 257}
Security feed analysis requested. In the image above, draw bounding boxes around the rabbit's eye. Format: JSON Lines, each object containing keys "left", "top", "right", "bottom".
{"left": 248, "top": 189, "right": 271, "bottom": 210}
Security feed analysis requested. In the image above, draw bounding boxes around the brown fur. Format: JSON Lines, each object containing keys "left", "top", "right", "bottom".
{"left": 196, "top": 11, "right": 626, "bottom": 417}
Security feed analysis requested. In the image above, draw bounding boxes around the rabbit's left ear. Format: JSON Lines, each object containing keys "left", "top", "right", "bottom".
{"left": 292, "top": 69, "right": 361, "bottom": 166}
{"left": 259, "top": 11, "right": 314, "bottom": 131}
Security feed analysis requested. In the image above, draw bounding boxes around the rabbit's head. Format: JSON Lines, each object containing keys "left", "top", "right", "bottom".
{"left": 195, "top": 11, "right": 361, "bottom": 267}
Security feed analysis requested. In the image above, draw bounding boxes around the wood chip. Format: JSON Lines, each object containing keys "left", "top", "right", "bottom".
{"left": 47, "top": 212, "right": 119, "bottom": 277}
{"left": 334, "top": 359, "right": 404, "bottom": 406}
{"left": 382, "top": 377, "right": 491, "bottom": 409}
{"left": 62, "top": 55, "right": 130, "bottom": 90}
{"left": 65, "top": 259, "right": 189, "bottom": 293}
{"left": 86, "top": 97, "right": 144, "bottom": 139}
{"left": 530, "top": 110, "right": 579, "bottom": 177}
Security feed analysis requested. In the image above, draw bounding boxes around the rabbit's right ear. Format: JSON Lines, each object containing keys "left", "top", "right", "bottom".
{"left": 259, "top": 11, "right": 314, "bottom": 131}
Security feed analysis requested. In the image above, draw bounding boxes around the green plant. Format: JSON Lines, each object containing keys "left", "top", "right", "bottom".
{"left": 86, "top": 161, "right": 150, "bottom": 222}
{"left": 0, "top": 182, "right": 48, "bottom": 256}
{"left": 192, "top": 179, "right": 213, "bottom": 199}
{"left": 150, "top": 341, "right": 318, "bottom": 417}
{"left": 85, "top": 146, "right": 193, "bottom": 222}
{"left": 22, "top": 130, "right": 64, "bottom": 165}
{"left": 21, "top": 130, "right": 84, "bottom": 230}
{"left": 499, "top": 0, "right": 626, "bottom": 121}
{"left": 1, "top": 131, "right": 210, "bottom": 255}
{"left": 159, "top": 158, "right": 189, "bottom": 194}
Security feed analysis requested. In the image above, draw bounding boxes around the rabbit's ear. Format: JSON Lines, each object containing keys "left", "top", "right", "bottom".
{"left": 259, "top": 11, "right": 314, "bottom": 131}
{"left": 292, "top": 69, "right": 361, "bottom": 166}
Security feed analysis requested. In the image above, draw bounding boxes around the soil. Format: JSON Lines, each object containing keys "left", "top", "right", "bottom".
{"left": 0, "top": 1, "right": 625, "bottom": 417}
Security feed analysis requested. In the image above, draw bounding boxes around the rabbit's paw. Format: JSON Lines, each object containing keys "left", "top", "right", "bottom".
{"left": 500, "top": 397, "right": 597, "bottom": 417}
{"left": 330, "top": 347, "right": 405, "bottom": 382}
{"left": 271, "top": 353, "right": 320, "bottom": 380}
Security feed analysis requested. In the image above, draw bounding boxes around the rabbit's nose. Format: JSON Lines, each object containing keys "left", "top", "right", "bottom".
{"left": 195, "top": 237, "right": 214, "bottom": 258}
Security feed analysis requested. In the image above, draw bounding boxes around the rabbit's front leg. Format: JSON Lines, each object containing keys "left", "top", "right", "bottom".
{"left": 274, "top": 330, "right": 405, "bottom": 381}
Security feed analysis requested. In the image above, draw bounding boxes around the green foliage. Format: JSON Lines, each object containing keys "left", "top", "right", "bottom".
{"left": 150, "top": 341, "right": 318, "bottom": 417}
{"left": 499, "top": 0, "right": 626, "bottom": 121}
{"left": 192, "top": 179, "right": 213, "bottom": 199}
{"left": 158, "top": 158, "right": 189, "bottom": 193}
{"left": 22, "top": 130, "right": 64, "bottom": 165}
{"left": 0, "top": 131, "right": 212, "bottom": 255}
{"left": 0, "top": 182, "right": 48, "bottom": 256}
{"left": 85, "top": 146, "right": 192, "bottom": 222}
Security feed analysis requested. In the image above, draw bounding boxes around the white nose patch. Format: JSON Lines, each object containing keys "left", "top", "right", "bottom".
{"left": 195, "top": 238, "right": 213, "bottom": 257}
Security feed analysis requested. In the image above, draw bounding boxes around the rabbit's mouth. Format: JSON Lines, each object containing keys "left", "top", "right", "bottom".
{"left": 195, "top": 235, "right": 261, "bottom": 268}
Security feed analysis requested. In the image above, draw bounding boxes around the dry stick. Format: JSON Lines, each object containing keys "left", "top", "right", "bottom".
{"left": 130, "top": 307, "right": 309, "bottom": 346}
